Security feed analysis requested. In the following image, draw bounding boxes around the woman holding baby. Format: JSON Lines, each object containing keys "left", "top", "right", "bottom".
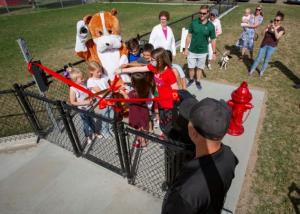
{"left": 238, "top": 6, "right": 264, "bottom": 60}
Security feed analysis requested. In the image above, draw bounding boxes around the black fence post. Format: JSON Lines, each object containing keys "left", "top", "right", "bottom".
{"left": 56, "top": 101, "right": 81, "bottom": 157}
{"left": 112, "top": 120, "right": 126, "bottom": 176}
{"left": 61, "top": 102, "right": 83, "bottom": 153}
{"left": 117, "top": 122, "right": 132, "bottom": 182}
{"left": 164, "top": 147, "right": 173, "bottom": 190}
{"left": 13, "top": 83, "right": 42, "bottom": 136}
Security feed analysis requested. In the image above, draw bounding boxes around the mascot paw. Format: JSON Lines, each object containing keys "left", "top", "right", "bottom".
{"left": 75, "top": 20, "right": 89, "bottom": 52}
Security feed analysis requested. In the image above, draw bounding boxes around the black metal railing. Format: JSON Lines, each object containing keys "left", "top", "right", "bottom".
{"left": 1, "top": 0, "right": 95, "bottom": 14}
{"left": 0, "top": 87, "right": 34, "bottom": 140}
{"left": 123, "top": 125, "right": 194, "bottom": 198}
{"left": 3, "top": 81, "right": 194, "bottom": 197}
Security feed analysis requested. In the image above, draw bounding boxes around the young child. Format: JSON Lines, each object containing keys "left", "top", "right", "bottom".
{"left": 118, "top": 48, "right": 179, "bottom": 136}
{"left": 127, "top": 38, "right": 141, "bottom": 63}
{"left": 69, "top": 68, "right": 100, "bottom": 144}
{"left": 87, "top": 61, "right": 113, "bottom": 134}
{"left": 166, "top": 50, "right": 186, "bottom": 90}
{"left": 241, "top": 8, "right": 252, "bottom": 28}
{"left": 121, "top": 72, "right": 154, "bottom": 148}
{"left": 136, "top": 43, "right": 154, "bottom": 64}
{"left": 121, "top": 43, "right": 154, "bottom": 69}
{"left": 87, "top": 61, "right": 109, "bottom": 93}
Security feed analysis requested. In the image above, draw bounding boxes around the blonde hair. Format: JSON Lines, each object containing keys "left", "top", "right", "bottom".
{"left": 69, "top": 67, "right": 83, "bottom": 82}
{"left": 88, "top": 61, "right": 103, "bottom": 77}
{"left": 245, "top": 8, "right": 251, "bottom": 14}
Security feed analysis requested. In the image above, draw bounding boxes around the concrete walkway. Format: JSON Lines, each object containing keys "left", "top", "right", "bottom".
{"left": 187, "top": 80, "right": 266, "bottom": 213}
{"left": 0, "top": 140, "right": 162, "bottom": 214}
{"left": 0, "top": 79, "right": 265, "bottom": 214}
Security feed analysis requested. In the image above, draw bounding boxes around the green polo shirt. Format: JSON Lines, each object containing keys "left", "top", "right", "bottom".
{"left": 188, "top": 19, "right": 216, "bottom": 54}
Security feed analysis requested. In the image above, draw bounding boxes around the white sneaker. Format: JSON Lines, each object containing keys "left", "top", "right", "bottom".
{"left": 87, "top": 137, "right": 93, "bottom": 145}
{"left": 153, "top": 119, "right": 163, "bottom": 135}
{"left": 94, "top": 133, "right": 104, "bottom": 140}
{"left": 153, "top": 119, "right": 160, "bottom": 130}
{"left": 208, "top": 63, "right": 212, "bottom": 70}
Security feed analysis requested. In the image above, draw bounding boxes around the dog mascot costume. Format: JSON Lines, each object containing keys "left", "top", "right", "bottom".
{"left": 75, "top": 9, "right": 128, "bottom": 80}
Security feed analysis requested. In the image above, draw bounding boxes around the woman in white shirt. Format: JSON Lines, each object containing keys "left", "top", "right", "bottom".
{"left": 149, "top": 11, "right": 176, "bottom": 57}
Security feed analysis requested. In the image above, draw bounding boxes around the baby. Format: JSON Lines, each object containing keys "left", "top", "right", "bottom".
{"left": 241, "top": 8, "right": 252, "bottom": 28}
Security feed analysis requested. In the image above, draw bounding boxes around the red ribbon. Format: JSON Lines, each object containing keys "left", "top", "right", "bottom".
{"left": 27, "top": 62, "right": 179, "bottom": 109}
{"left": 28, "top": 61, "right": 102, "bottom": 99}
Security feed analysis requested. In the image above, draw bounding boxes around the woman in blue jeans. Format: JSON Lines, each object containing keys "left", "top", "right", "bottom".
{"left": 249, "top": 11, "right": 285, "bottom": 77}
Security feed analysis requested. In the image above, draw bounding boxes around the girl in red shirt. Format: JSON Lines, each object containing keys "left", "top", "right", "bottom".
{"left": 118, "top": 48, "right": 178, "bottom": 106}
{"left": 118, "top": 48, "right": 179, "bottom": 135}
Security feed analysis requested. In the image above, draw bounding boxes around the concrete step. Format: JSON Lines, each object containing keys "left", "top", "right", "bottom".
{"left": 0, "top": 140, "right": 162, "bottom": 214}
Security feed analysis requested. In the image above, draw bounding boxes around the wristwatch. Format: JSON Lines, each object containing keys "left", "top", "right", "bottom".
{"left": 213, "top": 51, "right": 217, "bottom": 54}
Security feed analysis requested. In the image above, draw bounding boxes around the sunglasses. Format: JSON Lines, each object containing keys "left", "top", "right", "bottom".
{"left": 274, "top": 19, "right": 281, "bottom": 22}
{"left": 210, "top": 14, "right": 216, "bottom": 17}
{"left": 199, "top": 12, "right": 207, "bottom": 16}
{"left": 256, "top": 8, "right": 262, "bottom": 11}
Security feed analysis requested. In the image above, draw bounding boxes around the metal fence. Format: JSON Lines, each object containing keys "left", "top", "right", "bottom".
{"left": 1, "top": 0, "right": 236, "bottom": 16}
{"left": 0, "top": 0, "right": 96, "bottom": 14}
{"left": 0, "top": 88, "right": 34, "bottom": 140}
{"left": 124, "top": 125, "right": 194, "bottom": 198}
{"left": 5, "top": 81, "right": 194, "bottom": 197}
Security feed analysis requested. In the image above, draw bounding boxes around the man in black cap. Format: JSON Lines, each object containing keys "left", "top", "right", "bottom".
{"left": 161, "top": 97, "right": 238, "bottom": 214}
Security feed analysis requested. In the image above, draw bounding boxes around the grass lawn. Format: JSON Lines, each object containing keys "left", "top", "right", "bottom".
{"left": 0, "top": 2, "right": 300, "bottom": 214}
{"left": 196, "top": 3, "right": 300, "bottom": 213}
{"left": 0, "top": 3, "right": 201, "bottom": 89}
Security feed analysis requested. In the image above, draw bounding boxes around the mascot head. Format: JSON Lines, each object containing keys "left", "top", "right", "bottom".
{"left": 78, "top": 8, "right": 122, "bottom": 53}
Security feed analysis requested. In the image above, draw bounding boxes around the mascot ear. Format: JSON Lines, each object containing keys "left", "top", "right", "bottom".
{"left": 111, "top": 8, "right": 118, "bottom": 16}
{"left": 83, "top": 15, "right": 93, "bottom": 25}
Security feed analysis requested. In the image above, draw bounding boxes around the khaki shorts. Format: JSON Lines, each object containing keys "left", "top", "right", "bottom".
{"left": 187, "top": 51, "right": 208, "bottom": 70}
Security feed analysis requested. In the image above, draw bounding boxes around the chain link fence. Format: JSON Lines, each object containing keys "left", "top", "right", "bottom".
{"left": 21, "top": 89, "right": 76, "bottom": 152}
{"left": 124, "top": 125, "right": 194, "bottom": 198}
{"left": 1, "top": 0, "right": 236, "bottom": 15}
{"left": 68, "top": 105, "right": 127, "bottom": 175}
{"left": 0, "top": 88, "right": 34, "bottom": 141}
{"left": 2, "top": 79, "right": 195, "bottom": 197}
{"left": 0, "top": 0, "right": 97, "bottom": 14}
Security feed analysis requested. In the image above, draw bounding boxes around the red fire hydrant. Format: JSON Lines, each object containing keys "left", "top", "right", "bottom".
{"left": 227, "top": 81, "right": 253, "bottom": 136}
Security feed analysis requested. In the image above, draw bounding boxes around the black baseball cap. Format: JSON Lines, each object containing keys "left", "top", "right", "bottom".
{"left": 179, "top": 97, "right": 231, "bottom": 141}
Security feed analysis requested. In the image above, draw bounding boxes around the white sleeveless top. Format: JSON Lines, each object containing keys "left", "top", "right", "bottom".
{"left": 87, "top": 76, "right": 109, "bottom": 93}
{"left": 70, "top": 85, "right": 90, "bottom": 110}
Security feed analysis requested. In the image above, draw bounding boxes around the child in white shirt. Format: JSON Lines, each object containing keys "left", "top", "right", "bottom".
{"left": 87, "top": 61, "right": 109, "bottom": 93}
{"left": 241, "top": 8, "right": 252, "bottom": 28}
{"left": 69, "top": 68, "right": 101, "bottom": 144}
{"left": 87, "top": 61, "right": 113, "bottom": 134}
